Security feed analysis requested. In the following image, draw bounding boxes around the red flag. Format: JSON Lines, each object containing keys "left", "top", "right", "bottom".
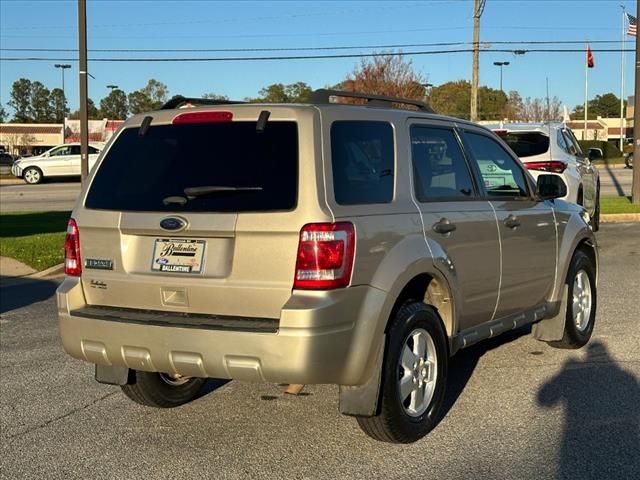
{"left": 586, "top": 46, "right": 594, "bottom": 68}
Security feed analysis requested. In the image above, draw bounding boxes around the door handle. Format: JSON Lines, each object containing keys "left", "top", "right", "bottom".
{"left": 432, "top": 218, "right": 457, "bottom": 234}
{"left": 503, "top": 215, "right": 521, "bottom": 229}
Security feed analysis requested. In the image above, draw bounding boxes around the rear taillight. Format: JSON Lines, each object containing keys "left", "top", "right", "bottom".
{"left": 294, "top": 223, "right": 355, "bottom": 290}
{"left": 64, "top": 218, "right": 82, "bottom": 276}
{"left": 524, "top": 161, "right": 567, "bottom": 173}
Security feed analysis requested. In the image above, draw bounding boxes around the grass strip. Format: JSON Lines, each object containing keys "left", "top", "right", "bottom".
{"left": 600, "top": 196, "right": 640, "bottom": 215}
{"left": 0, "top": 211, "right": 70, "bottom": 271}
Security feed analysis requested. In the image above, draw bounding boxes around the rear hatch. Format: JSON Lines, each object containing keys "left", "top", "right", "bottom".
{"left": 73, "top": 106, "right": 326, "bottom": 319}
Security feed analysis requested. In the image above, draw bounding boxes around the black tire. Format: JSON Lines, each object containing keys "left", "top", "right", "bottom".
{"left": 549, "top": 249, "right": 597, "bottom": 349}
{"left": 23, "top": 166, "right": 43, "bottom": 184}
{"left": 626, "top": 153, "right": 633, "bottom": 169}
{"left": 356, "top": 302, "right": 448, "bottom": 443}
{"left": 121, "top": 370, "right": 205, "bottom": 408}
{"left": 591, "top": 186, "right": 600, "bottom": 232}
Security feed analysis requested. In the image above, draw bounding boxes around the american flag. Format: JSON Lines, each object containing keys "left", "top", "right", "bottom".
{"left": 627, "top": 13, "right": 637, "bottom": 37}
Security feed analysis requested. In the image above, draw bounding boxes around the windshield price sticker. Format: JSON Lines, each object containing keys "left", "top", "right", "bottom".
{"left": 151, "top": 239, "right": 205, "bottom": 274}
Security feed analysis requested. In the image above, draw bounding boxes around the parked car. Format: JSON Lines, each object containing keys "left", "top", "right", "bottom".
{"left": 10, "top": 142, "right": 102, "bottom": 184}
{"left": 57, "top": 91, "right": 598, "bottom": 443}
{"left": 490, "top": 123, "right": 600, "bottom": 231}
{"left": 0, "top": 151, "right": 14, "bottom": 166}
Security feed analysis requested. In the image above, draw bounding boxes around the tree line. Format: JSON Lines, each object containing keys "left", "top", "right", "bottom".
{"left": 0, "top": 55, "right": 626, "bottom": 124}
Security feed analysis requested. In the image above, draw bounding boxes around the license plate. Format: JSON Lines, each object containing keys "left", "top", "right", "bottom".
{"left": 151, "top": 239, "right": 205, "bottom": 274}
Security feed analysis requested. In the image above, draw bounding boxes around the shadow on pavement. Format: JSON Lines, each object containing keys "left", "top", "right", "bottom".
{"left": 603, "top": 164, "right": 626, "bottom": 196}
{"left": 0, "top": 276, "right": 60, "bottom": 314}
{"left": 538, "top": 341, "right": 640, "bottom": 479}
{"left": 441, "top": 325, "right": 531, "bottom": 418}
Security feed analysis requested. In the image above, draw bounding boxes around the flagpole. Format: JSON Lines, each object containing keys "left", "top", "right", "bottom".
{"left": 584, "top": 44, "right": 588, "bottom": 140}
{"left": 620, "top": 5, "right": 626, "bottom": 152}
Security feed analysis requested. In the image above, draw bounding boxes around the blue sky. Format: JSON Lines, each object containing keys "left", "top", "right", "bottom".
{"left": 0, "top": 0, "right": 637, "bottom": 116}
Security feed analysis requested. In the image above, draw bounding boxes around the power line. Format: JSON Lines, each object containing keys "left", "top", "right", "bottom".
{"left": 0, "top": 48, "right": 634, "bottom": 63}
{"left": 0, "top": 40, "right": 625, "bottom": 53}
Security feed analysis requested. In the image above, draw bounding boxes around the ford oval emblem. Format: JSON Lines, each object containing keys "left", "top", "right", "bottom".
{"left": 160, "top": 217, "right": 187, "bottom": 231}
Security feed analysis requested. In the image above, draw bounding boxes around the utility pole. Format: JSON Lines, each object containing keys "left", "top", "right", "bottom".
{"left": 78, "top": 0, "right": 89, "bottom": 183}
{"left": 632, "top": 0, "right": 640, "bottom": 204}
{"left": 621, "top": 5, "right": 626, "bottom": 153}
{"left": 470, "top": 0, "right": 486, "bottom": 122}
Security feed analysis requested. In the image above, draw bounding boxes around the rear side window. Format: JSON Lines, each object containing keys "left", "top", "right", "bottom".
{"left": 331, "top": 121, "right": 394, "bottom": 205}
{"left": 463, "top": 132, "right": 530, "bottom": 198}
{"left": 85, "top": 121, "right": 298, "bottom": 212}
{"left": 495, "top": 131, "right": 549, "bottom": 158}
{"left": 410, "top": 126, "right": 475, "bottom": 201}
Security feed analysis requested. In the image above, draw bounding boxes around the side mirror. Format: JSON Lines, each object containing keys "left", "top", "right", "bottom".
{"left": 588, "top": 148, "right": 603, "bottom": 161}
{"left": 537, "top": 174, "right": 567, "bottom": 200}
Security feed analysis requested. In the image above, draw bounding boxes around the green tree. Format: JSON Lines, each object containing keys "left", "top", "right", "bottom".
{"left": 128, "top": 79, "right": 169, "bottom": 114}
{"left": 427, "top": 80, "right": 471, "bottom": 118}
{"left": 100, "top": 89, "right": 128, "bottom": 119}
{"left": 572, "top": 92, "right": 625, "bottom": 120}
{"left": 427, "top": 80, "right": 508, "bottom": 120}
{"left": 251, "top": 82, "right": 313, "bottom": 103}
{"left": 0, "top": 103, "right": 6, "bottom": 123}
{"left": 68, "top": 98, "right": 100, "bottom": 120}
{"left": 30, "top": 81, "right": 54, "bottom": 122}
{"left": 50, "top": 88, "right": 66, "bottom": 123}
{"left": 8, "top": 78, "right": 33, "bottom": 122}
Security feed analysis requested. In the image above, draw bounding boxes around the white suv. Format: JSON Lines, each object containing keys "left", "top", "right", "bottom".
{"left": 11, "top": 142, "right": 102, "bottom": 184}
{"left": 490, "top": 123, "right": 600, "bottom": 230}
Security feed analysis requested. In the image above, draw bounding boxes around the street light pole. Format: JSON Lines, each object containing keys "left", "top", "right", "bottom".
{"left": 78, "top": 0, "right": 89, "bottom": 183}
{"left": 106, "top": 84, "right": 118, "bottom": 92}
{"left": 54, "top": 63, "right": 71, "bottom": 115}
{"left": 493, "top": 61, "right": 510, "bottom": 92}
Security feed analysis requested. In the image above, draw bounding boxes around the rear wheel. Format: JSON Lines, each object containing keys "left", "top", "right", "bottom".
{"left": 121, "top": 370, "right": 205, "bottom": 408}
{"left": 356, "top": 302, "right": 448, "bottom": 443}
{"left": 626, "top": 153, "right": 634, "bottom": 169}
{"left": 549, "top": 249, "right": 597, "bottom": 349}
{"left": 23, "top": 167, "right": 43, "bottom": 184}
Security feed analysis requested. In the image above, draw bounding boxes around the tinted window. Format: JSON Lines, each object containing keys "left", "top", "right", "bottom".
{"left": 556, "top": 130, "right": 569, "bottom": 153}
{"left": 331, "top": 121, "right": 394, "bottom": 205}
{"left": 495, "top": 131, "right": 549, "bottom": 158}
{"left": 464, "top": 132, "right": 529, "bottom": 197}
{"left": 410, "top": 126, "right": 475, "bottom": 200}
{"left": 70, "top": 145, "right": 81, "bottom": 155}
{"left": 88, "top": 146, "right": 99, "bottom": 154}
{"left": 85, "top": 121, "right": 298, "bottom": 212}
{"left": 50, "top": 146, "right": 70, "bottom": 156}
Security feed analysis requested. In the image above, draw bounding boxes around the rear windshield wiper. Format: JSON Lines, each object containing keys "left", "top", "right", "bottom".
{"left": 183, "top": 185, "right": 263, "bottom": 198}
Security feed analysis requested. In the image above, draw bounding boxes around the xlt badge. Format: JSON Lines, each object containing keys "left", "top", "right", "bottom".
{"left": 85, "top": 258, "right": 113, "bottom": 270}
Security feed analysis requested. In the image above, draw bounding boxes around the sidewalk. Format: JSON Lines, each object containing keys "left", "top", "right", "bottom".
{"left": 0, "top": 256, "right": 64, "bottom": 287}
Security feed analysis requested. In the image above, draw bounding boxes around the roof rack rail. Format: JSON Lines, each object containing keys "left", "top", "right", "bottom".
{"left": 309, "top": 89, "right": 435, "bottom": 113}
{"left": 161, "top": 95, "right": 246, "bottom": 110}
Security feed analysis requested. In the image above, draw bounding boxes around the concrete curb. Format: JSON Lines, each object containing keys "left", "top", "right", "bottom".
{"left": 0, "top": 178, "right": 23, "bottom": 186}
{"left": 29, "top": 263, "right": 65, "bottom": 279}
{"left": 600, "top": 213, "right": 640, "bottom": 223}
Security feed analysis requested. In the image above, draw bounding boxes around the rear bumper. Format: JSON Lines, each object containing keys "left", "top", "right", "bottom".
{"left": 57, "top": 277, "right": 387, "bottom": 385}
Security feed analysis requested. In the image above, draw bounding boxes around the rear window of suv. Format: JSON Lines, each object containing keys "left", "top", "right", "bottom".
{"left": 85, "top": 121, "right": 298, "bottom": 212}
{"left": 495, "top": 131, "right": 549, "bottom": 158}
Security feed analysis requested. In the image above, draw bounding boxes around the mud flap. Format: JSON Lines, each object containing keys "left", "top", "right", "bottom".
{"left": 533, "top": 286, "right": 568, "bottom": 342}
{"left": 339, "top": 334, "right": 385, "bottom": 417}
{"left": 95, "top": 364, "right": 131, "bottom": 385}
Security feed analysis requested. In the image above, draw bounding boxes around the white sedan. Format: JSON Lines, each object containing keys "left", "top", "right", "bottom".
{"left": 11, "top": 143, "right": 102, "bottom": 184}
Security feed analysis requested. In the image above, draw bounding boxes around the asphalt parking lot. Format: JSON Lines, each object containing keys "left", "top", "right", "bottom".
{"left": 1, "top": 223, "right": 639, "bottom": 480}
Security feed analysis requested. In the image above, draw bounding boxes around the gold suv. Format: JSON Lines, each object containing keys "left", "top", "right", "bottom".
{"left": 57, "top": 90, "right": 598, "bottom": 443}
